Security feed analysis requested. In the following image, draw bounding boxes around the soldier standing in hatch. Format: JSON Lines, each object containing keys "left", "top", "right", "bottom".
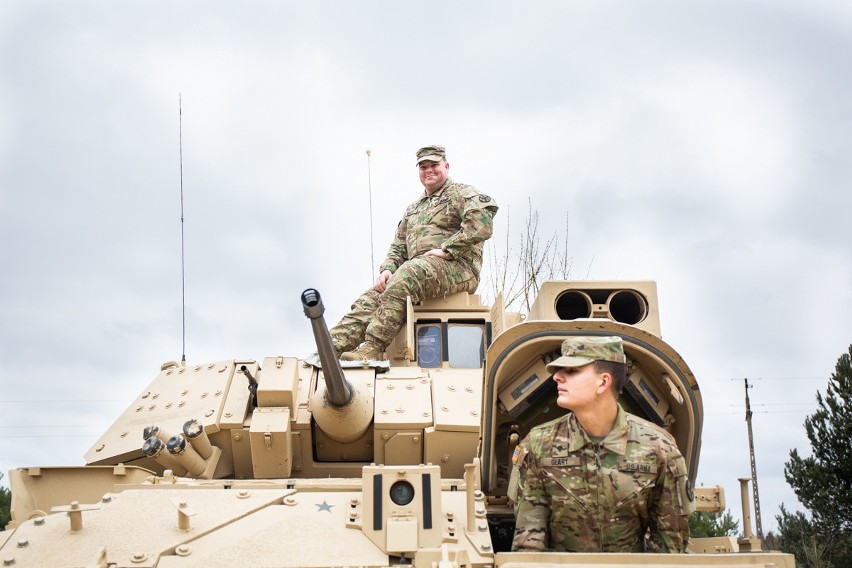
{"left": 510, "top": 336, "right": 694, "bottom": 552}
{"left": 330, "top": 145, "right": 498, "bottom": 361}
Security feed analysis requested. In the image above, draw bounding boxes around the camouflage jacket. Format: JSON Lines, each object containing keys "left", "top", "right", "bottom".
{"left": 511, "top": 405, "right": 693, "bottom": 553}
{"left": 379, "top": 179, "right": 497, "bottom": 277}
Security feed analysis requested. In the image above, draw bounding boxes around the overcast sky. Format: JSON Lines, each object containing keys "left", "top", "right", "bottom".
{"left": 1, "top": 1, "right": 850, "bottom": 535}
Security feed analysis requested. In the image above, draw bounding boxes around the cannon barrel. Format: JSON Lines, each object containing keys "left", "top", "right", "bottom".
{"left": 301, "top": 288, "right": 352, "bottom": 406}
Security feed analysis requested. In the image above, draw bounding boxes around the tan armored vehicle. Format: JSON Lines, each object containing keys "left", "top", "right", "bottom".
{"left": 2, "top": 281, "right": 794, "bottom": 567}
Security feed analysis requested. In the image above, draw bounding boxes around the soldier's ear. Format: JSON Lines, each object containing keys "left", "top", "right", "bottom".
{"left": 597, "top": 373, "right": 612, "bottom": 394}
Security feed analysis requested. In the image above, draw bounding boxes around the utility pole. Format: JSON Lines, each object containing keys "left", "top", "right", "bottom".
{"left": 743, "top": 378, "right": 763, "bottom": 539}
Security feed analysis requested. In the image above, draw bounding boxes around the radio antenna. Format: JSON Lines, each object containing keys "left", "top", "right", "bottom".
{"left": 366, "top": 149, "right": 375, "bottom": 280}
{"left": 179, "top": 94, "right": 187, "bottom": 363}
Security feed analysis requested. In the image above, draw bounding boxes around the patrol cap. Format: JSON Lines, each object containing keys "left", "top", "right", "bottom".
{"left": 546, "top": 336, "right": 626, "bottom": 373}
{"left": 416, "top": 145, "right": 446, "bottom": 164}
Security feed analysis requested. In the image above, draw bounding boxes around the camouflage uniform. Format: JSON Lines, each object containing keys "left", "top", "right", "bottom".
{"left": 511, "top": 404, "right": 693, "bottom": 552}
{"left": 331, "top": 178, "right": 497, "bottom": 352}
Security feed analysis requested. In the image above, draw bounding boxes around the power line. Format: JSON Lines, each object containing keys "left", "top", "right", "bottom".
{"left": 0, "top": 434, "right": 98, "bottom": 439}
{"left": 0, "top": 399, "right": 124, "bottom": 404}
{"left": 703, "top": 377, "right": 826, "bottom": 382}
{"left": 706, "top": 402, "right": 816, "bottom": 408}
{"left": 734, "top": 377, "right": 826, "bottom": 381}
{"left": 0, "top": 425, "right": 103, "bottom": 429}
{"left": 707, "top": 410, "right": 815, "bottom": 416}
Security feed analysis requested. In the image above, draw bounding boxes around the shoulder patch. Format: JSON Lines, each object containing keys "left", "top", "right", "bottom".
{"left": 478, "top": 194, "right": 492, "bottom": 203}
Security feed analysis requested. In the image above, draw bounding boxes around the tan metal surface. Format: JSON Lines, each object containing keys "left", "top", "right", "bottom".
{"left": 156, "top": 491, "right": 389, "bottom": 567}
{"left": 527, "top": 280, "right": 661, "bottom": 336}
{"left": 1, "top": 280, "right": 795, "bottom": 567}
{"left": 694, "top": 485, "right": 726, "bottom": 513}
{"left": 249, "top": 407, "right": 292, "bottom": 478}
{"left": 373, "top": 373, "right": 431, "bottom": 466}
{"left": 431, "top": 368, "right": 482, "bottom": 433}
{"left": 424, "top": 428, "right": 479, "bottom": 478}
{"left": 5, "top": 488, "right": 291, "bottom": 568}
{"left": 496, "top": 551, "right": 795, "bottom": 567}
{"left": 311, "top": 368, "right": 375, "bottom": 445}
{"left": 85, "top": 360, "right": 239, "bottom": 466}
{"left": 7, "top": 465, "right": 154, "bottom": 528}
{"left": 256, "top": 356, "right": 300, "bottom": 408}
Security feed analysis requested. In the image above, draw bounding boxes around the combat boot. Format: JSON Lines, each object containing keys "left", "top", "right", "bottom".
{"left": 340, "top": 341, "right": 385, "bottom": 361}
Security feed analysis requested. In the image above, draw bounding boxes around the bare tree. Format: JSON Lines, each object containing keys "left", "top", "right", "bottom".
{"left": 482, "top": 199, "right": 573, "bottom": 313}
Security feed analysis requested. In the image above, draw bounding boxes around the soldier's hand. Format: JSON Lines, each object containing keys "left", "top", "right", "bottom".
{"left": 373, "top": 270, "right": 393, "bottom": 292}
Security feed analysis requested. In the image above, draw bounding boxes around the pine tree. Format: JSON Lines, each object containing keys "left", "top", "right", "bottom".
{"left": 777, "top": 504, "right": 839, "bottom": 568}
{"left": 0, "top": 473, "right": 11, "bottom": 530}
{"left": 778, "top": 344, "right": 852, "bottom": 567}
{"left": 689, "top": 509, "right": 739, "bottom": 538}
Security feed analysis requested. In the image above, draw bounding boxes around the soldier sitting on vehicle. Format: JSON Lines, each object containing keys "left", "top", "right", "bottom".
{"left": 510, "top": 336, "right": 694, "bottom": 552}
{"left": 330, "top": 144, "right": 498, "bottom": 362}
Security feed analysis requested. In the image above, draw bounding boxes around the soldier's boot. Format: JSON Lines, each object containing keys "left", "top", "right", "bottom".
{"left": 340, "top": 341, "right": 385, "bottom": 362}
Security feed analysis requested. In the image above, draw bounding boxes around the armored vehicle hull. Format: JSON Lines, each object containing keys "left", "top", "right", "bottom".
{"left": 2, "top": 281, "right": 794, "bottom": 567}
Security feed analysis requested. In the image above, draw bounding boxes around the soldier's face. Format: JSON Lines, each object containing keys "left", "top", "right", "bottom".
{"left": 552, "top": 363, "right": 606, "bottom": 410}
{"left": 418, "top": 159, "right": 449, "bottom": 194}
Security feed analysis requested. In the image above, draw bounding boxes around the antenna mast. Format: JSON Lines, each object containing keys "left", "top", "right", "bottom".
{"left": 743, "top": 378, "right": 763, "bottom": 538}
{"left": 366, "top": 149, "right": 375, "bottom": 280}
{"left": 179, "top": 94, "right": 187, "bottom": 363}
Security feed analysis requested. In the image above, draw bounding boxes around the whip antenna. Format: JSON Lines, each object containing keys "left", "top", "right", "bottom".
{"left": 179, "top": 94, "right": 187, "bottom": 363}
{"left": 366, "top": 149, "right": 375, "bottom": 280}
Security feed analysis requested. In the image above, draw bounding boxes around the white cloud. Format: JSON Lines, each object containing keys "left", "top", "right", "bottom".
{"left": 1, "top": 1, "right": 850, "bottom": 538}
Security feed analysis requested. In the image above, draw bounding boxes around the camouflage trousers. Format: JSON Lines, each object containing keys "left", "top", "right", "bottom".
{"left": 330, "top": 255, "right": 479, "bottom": 351}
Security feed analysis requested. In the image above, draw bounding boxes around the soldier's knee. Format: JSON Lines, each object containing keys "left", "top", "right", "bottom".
{"left": 352, "top": 288, "right": 380, "bottom": 308}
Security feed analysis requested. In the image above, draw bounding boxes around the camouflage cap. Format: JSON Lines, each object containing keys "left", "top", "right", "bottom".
{"left": 416, "top": 145, "right": 446, "bottom": 164}
{"left": 545, "top": 336, "right": 626, "bottom": 373}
